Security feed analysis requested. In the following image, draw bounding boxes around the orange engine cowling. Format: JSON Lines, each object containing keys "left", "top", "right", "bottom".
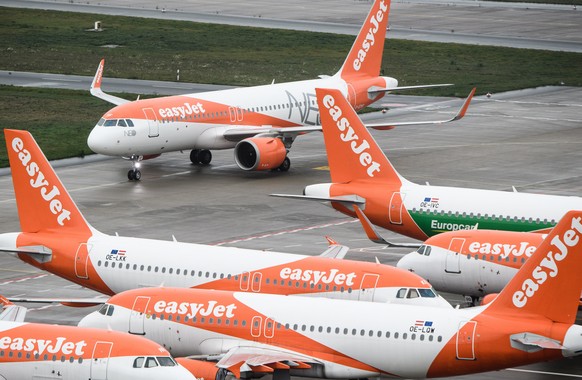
{"left": 175, "top": 358, "right": 230, "bottom": 380}
{"left": 234, "top": 137, "right": 286, "bottom": 171}
{"left": 480, "top": 293, "right": 498, "bottom": 306}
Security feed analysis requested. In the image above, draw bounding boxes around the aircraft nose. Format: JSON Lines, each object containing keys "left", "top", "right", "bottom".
{"left": 78, "top": 311, "right": 104, "bottom": 329}
{"left": 396, "top": 252, "right": 418, "bottom": 272}
{"left": 87, "top": 126, "right": 109, "bottom": 154}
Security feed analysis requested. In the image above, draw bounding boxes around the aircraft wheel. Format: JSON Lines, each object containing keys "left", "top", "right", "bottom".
{"left": 127, "top": 170, "right": 135, "bottom": 181}
{"left": 190, "top": 149, "right": 201, "bottom": 164}
{"left": 133, "top": 170, "right": 142, "bottom": 181}
{"left": 278, "top": 157, "right": 291, "bottom": 172}
{"left": 199, "top": 150, "right": 212, "bottom": 165}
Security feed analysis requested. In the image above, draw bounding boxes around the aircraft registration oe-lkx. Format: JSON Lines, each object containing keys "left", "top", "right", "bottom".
{"left": 0, "top": 297, "right": 196, "bottom": 380}
{"left": 79, "top": 210, "right": 582, "bottom": 379}
{"left": 0, "top": 129, "right": 450, "bottom": 309}
{"left": 272, "top": 87, "right": 582, "bottom": 240}
{"left": 86, "top": 0, "right": 466, "bottom": 180}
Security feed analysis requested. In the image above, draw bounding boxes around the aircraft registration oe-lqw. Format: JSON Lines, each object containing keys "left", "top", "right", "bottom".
{"left": 86, "top": 0, "right": 466, "bottom": 180}
{"left": 0, "top": 297, "right": 196, "bottom": 380}
{"left": 272, "top": 87, "right": 582, "bottom": 240}
{"left": 0, "top": 129, "right": 449, "bottom": 309}
{"left": 79, "top": 210, "right": 582, "bottom": 379}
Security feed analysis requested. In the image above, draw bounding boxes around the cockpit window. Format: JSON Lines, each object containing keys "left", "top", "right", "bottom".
{"left": 97, "top": 118, "right": 105, "bottom": 126}
{"left": 419, "top": 288, "right": 437, "bottom": 298}
{"left": 396, "top": 288, "right": 407, "bottom": 298}
{"left": 103, "top": 119, "right": 117, "bottom": 127}
{"left": 106, "top": 305, "right": 115, "bottom": 316}
{"left": 117, "top": 119, "right": 127, "bottom": 127}
{"left": 126, "top": 119, "right": 135, "bottom": 127}
{"left": 98, "top": 304, "right": 115, "bottom": 316}
{"left": 145, "top": 357, "right": 158, "bottom": 368}
{"left": 407, "top": 289, "right": 420, "bottom": 299}
{"left": 157, "top": 357, "right": 176, "bottom": 366}
{"left": 416, "top": 245, "right": 431, "bottom": 256}
{"left": 133, "top": 357, "right": 145, "bottom": 368}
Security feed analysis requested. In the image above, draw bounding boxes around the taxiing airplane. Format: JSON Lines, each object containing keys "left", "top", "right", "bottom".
{"left": 87, "top": 0, "right": 462, "bottom": 180}
{"left": 273, "top": 87, "right": 582, "bottom": 240}
{"left": 79, "top": 210, "right": 582, "bottom": 379}
{"left": 0, "top": 298, "right": 196, "bottom": 379}
{"left": 0, "top": 129, "right": 449, "bottom": 308}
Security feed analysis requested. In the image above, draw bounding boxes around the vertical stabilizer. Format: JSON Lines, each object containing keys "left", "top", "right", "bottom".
{"left": 315, "top": 88, "right": 403, "bottom": 185}
{"left": 337, "top": 0, "right": 390, "bottom": 80}
{"left": 486, "top": 210, "right": 582, "bottom": 324}
{"left": 4, "top": 129, "right": 93, "bottom": 235}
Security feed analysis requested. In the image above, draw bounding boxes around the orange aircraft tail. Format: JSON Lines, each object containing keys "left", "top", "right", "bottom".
{"left": 315, "top": 88, "right": 404, "bottom": 185}
{"left": 485, "top": 210, "right": 582, "bottom": 324}
{"left": 4, "top": 129, "right": 93, "bottom": 235}
{"left": 337, "top": 0, "right": 390, "bottom": 80}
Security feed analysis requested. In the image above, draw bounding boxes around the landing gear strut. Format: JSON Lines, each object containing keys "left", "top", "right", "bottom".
{"left": 190, "top": 149, "right": 212, "bottom": 165}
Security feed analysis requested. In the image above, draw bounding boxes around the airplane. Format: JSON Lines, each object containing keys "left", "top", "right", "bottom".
{"left": 79, "top": 209, "right": 582, "bottom": 379}
{"left": 0, "top": 297, "right": 196, "bottom": 379}
{"left": 86, "top": 0, "right": 464, "bottom": 180}
{"left": 0, "top": 129, "right": 450, "bottom": 308}
{"left": 272, "top": 87, "right": 582, "bottom": 240}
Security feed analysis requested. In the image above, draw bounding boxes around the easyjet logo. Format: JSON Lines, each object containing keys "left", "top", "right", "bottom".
{"left": 154, "top": 300, "right": 236, "bottom": 319}
{"left": 512, "top": 216, "right": 582, "bottom": 308}
{"left": 0, "top": 336, "right": 87, "bottom": 356}
{"left": 280, "top": 268, "right": 357, "bottom": 287}
{"left": 468, "top": 241, "right": 537, "bottom": 259}
{"left": 352, "top": 0, "right": 388, "bottom": 71}
{"left": 158, "top": 102, "right": 207, "bottom": 119}
{"left": 11, "top": 137, "right": 71, "bottom": 226}
{"left": 322, "top": 94, "right": 381, "bottom": 177}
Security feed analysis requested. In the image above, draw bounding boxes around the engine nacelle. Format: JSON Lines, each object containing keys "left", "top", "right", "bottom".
{"left": 175, "top": 358, "right": 233, "bottom": 380}
{"left": 480, "top": 293, "right": 498, "bottom": 306}
{"left": 234, "top": 137, "right": 286, "bottom": 171}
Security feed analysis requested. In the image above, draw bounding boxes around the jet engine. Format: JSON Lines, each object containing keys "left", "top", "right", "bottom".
{"left": 234, "top": 137, "right": 289, "bottom": 171}
{"left": 175, "top": 358, "right": 233, "bottom": 380}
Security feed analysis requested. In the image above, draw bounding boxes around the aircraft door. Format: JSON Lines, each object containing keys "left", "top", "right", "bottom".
{"left": 389, "top": 192, "right": 405, "bottom": 225}
{"left": 74, "top": 243, "right": 92, "bottom": 279}
{"left": 359, "top": 273, "right": 380, "bottom": 301}
{"left": 445, "top": 238, "right": 464, "bottom": 274}
{"left": 251, "top": 272, "right": 262, "bottom": 292}
{"left": 456, "top": 321, "right": 477, "bottom": 360}
{"left": 91, "top": 341, "right": 113, "bottom": 380}
{"left": 143, "top": 108, "right": 159, "bottom": 137}
{"left": 129, "top": 296, "right": 150, "bottom": 335}
{"left": 251, "top": 316, "right": 262, "bottom": 338}
{"left": 240, "top": 271, "right": 250, "bottom": 291}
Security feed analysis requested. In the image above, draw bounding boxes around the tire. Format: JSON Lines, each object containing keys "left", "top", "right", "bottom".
{"left": 127, "top": 170, "right": 135, "bottom": 181}
{"left": 133, "top": 170, "right": 141, "bottom": 181}
{"left": 199, "top": 150, "right": 212, "bottom": 165}
{"left": 190, "top": 149, "right": 201, "bottom": 164}
{"left": 278, "top": 157, "right": 291, "bottom": 172}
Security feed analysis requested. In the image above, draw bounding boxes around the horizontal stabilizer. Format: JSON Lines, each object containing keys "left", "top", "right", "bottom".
{"left": 0, "top": 245, "right": 52, "bottom": 263}
{"left": 7, "top": 296, "right": 108, "bottom": 307}
{"left": 353, "top": 205, "right": 421, "bottom": 248}
{"left": 91, "top": 59, "right": 130, "bottom": 106}
{"left": 511, "top": 332, "right": 564, "bottom": 352}
{"left": 368, "top": 83, "right": 453, "bottom": 95}
{"left": 271, "top": 194, "right": 366, "bottom": 207}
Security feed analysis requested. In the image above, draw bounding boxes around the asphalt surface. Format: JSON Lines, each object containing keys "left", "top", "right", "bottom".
{"left": 4, "top": 0, "right": 582, "bottom": 52}
{"left": 0, "top": 86, "right": 581, "bottom": 378}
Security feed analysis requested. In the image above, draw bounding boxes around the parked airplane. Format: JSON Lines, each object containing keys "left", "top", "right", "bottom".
{"left": 272, "top": 87, "right": 582, "bottom": 240}
{"left": 87, "top": 0, "right": 461, "bottom": 180}
{"left": 0, "top": 129, "right": 449, "bottom": 308}
{"left": 0, "top": 298, "right": 196, "bottom": 379}
{"left": 79, "top": 210, "right": 582, "bottom": 379}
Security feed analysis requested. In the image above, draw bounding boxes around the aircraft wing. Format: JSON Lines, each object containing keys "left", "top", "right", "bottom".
{"left": 90, "top": 59, "right": 131, "bottom": 106}
{"left": 7, "top": 296, "right": 108, "bottom": 307}
{"left": 0, "top": 296, "right": 27, "bottom": 322}
{"left": 319, "top": 236, "right": 349, "bottom": 259}
{"left": 367, "top": 83, "right": 453, "bottom": 95}
{"left": 222, "top": 88, "right": 475, "bottom": 141}
{"left": 216, "top": 346, "right": 319, "bottom": 377}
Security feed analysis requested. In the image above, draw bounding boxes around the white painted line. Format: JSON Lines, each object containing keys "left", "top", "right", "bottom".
{"left": 506, "top": 368, "right": 582, "bottom": 378}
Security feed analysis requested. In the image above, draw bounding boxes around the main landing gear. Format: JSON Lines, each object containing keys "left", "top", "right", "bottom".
{"left": 190, "top": 149, "right": 212, "bottom": 165}
{"left": 277, "top": 156, "right": 291, "bottom": 172}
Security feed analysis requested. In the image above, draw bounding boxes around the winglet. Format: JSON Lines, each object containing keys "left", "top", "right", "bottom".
{"left": 353, "top": 205, "right": 421, "bottom": 248}
{"left": 451, "top": 87, "right": 475, "bottom": 122}
{"left": 485, "top": 210, "right": 582, "bottom": 324}
{"left": 90, "top": 59, "right": 130, "bottom": 106}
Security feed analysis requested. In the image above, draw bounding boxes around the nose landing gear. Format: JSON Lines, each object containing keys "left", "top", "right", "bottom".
{"left": 127, "top": 156, "right": 142, "bottom": 181}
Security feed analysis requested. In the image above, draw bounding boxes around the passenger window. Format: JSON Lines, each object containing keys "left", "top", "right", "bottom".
{"left": 133, "top": 357, "right": 144, "bottom": 368}
{"left": 145, "top": 357, "right": 158, "bottom": 368}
